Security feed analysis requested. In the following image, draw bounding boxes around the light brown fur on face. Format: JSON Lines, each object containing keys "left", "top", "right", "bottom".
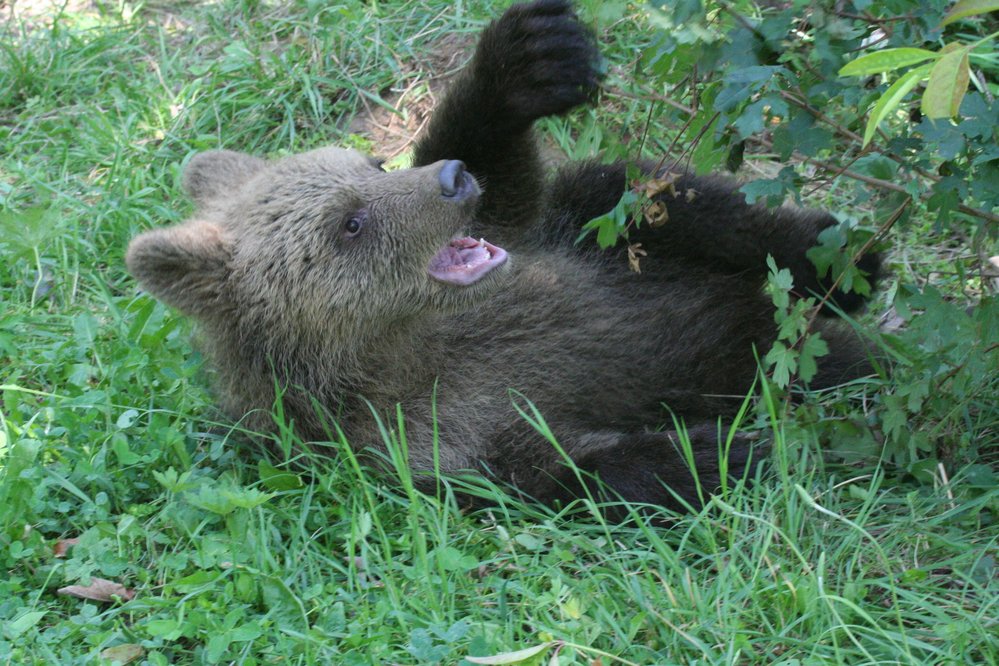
{"left": 128, "top": 147, "right": 514, "bottom": 445}
{"left": 127, "top": 1, "right": 878, "bottom": 514}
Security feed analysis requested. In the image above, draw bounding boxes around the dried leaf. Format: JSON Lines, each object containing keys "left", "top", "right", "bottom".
{"left": 684, "top": 188, "right": 699, "bottom": 203}
{"left": 637, "top": 172, "right": 679, "bottom": 199}
{"left": 52, "top": 538, "right": 79, "bottom": 558}
{"left": 643, "top": 200, "right": 669, "bottom": 227}
{"left": 57, "top": 578, "right": 135, "bottom": 603}
{"left": 100, "top": 644, "right": 145, "bottom": 664}
{"left": 627, "top": 243, "right": 647, "bottom": 274}
{"left": 921, "top": 44, "right": 971, "bottom": 119}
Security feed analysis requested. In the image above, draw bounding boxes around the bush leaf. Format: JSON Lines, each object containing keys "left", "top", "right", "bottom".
{"left": 921, "top": 45, "right": 971, "bottom": 118}
{"left": 863, "top": 63, "right": 933, "bottom": 146}
{"left": 941, "top": 0, "right": 999, "bottom": 26}
{"left": 838, "top": 48, "right": 937, "bottom": 77}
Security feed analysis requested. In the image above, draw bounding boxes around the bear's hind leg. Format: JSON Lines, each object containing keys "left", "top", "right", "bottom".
{"left": 536, "top": 425, "right": 753, "bottom": 517}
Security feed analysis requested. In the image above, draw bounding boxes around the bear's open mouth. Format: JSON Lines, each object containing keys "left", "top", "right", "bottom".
{"left": 428, "top": 236, "right": 508, "bottom": 286}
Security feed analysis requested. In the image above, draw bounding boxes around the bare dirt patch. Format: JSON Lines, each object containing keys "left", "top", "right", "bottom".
{"left": 348, "top": 31, "right": 473, "bottom": 160}
{"left": 1, "top": 0, "right": 192, "bottom": 33}
{"left": 1, "top": 0, "right": 97, "bottom": 28}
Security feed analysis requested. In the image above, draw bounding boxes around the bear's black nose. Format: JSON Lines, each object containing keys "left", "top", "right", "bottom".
{"left": 439, "top": 160, "right": 466, "bottom": 197}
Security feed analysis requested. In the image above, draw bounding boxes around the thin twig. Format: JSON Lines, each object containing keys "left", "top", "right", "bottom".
{"left": 607, "top": 84, "right": 695, "bottom": 115}
{"left": 715, "top": 0, "right": 771, "bottom": 44}
{"left": 778, "top": 90, "right": 866, "bottom": 145}
{"left": 748, "top": 134, "right": 999, "bottom": 225}
{"left": 666, "top": 111, "right": 721, "bottom": 173}
{"left": 605, "top": 75, "right": 999, "bottom": 227}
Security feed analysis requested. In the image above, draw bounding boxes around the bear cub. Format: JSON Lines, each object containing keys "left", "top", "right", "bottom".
{"left": 127, "top": 0, "right": 878, "bottom": 513}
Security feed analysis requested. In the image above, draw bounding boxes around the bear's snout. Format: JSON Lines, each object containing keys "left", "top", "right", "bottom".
{"left": 438, "top": 160, "right": 478, "bottom": 200}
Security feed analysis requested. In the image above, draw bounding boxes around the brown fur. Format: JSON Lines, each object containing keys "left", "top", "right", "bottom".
{"left": 126, "top": 0, "right": 877, "bottom": 512}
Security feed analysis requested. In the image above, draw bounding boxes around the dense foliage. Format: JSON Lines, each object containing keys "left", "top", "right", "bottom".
{"left": 579, "top": 0, "right": 997, "bottom": 475}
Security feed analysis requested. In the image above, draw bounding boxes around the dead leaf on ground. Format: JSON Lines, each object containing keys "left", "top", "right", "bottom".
{"left": 348, "top": 32, "right": 473, "bottom": 159}
{"left": 100, "top": 644, "right": 145, "bottom": 664}
{"left": 57, "top": 578, "right": 135, "bottom": 603}
{"left": 52, "top": 538, "right": 80, "bottom": 558}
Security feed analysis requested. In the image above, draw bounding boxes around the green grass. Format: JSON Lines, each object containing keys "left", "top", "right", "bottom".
{"left": 1, "top": 1, "right": 996, "bottom": 664}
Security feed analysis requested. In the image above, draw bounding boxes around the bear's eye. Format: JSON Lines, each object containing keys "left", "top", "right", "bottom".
{"left": 343, "top": 210, "right": 366, "bottom": 237}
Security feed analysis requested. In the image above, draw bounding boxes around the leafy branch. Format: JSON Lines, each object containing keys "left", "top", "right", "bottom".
{"left": 839, "top": 1, "right": 999, "bottom": 145}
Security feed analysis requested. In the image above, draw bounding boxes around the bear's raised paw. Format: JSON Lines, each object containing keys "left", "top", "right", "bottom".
{"left": 472, "top": 0, "right": 601, "bottom": 125}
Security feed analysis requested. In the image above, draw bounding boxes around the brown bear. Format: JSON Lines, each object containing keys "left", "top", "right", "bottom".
{"left": 126, "top": 0, "right": 877, "bottom": 512}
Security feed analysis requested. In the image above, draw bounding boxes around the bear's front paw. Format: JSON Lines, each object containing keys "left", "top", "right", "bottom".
{"left": 474, "top": 0, "right": 601, "bottom": 124}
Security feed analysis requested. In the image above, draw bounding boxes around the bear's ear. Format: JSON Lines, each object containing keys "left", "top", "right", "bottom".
{"left": 182, "top": 150, "right": 266, "bottom": 207}
{"left": 126, "top": 219, "right": 232, "bottom": 318}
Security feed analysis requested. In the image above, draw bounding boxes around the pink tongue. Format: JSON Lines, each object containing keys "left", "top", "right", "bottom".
{"left": 452, "top": 242, "right": 490, "bottom": 266}
{"left": 428, "top": 237, "right": 508, "bottom": 286}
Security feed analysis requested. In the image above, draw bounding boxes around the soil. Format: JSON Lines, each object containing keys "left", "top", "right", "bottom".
{"left": 348, "top": 32, "right": 474, "bottom": 160}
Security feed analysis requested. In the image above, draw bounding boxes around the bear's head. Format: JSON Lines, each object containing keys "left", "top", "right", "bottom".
{"left": 126, "top": 148, "right": 510, "bottom": 361}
